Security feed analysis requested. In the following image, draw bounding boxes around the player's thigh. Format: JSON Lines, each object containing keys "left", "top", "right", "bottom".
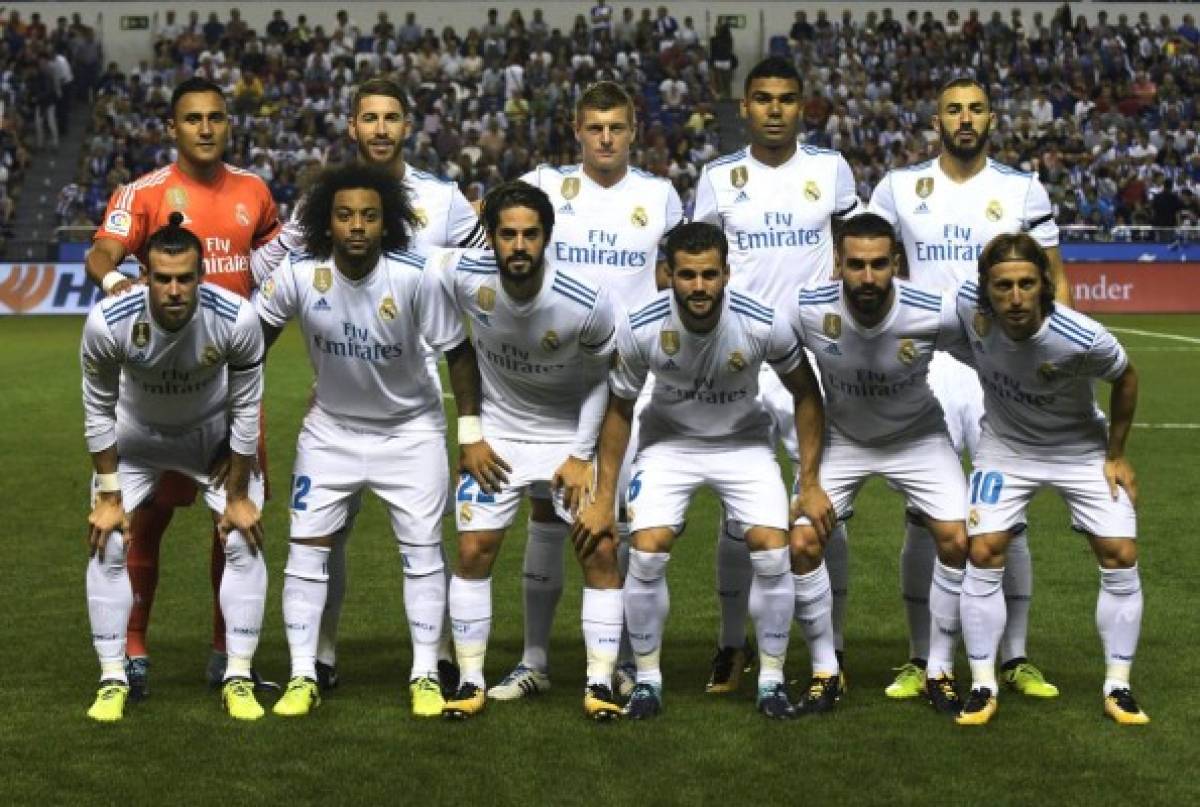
{"left": 368, "top": 432, "right": 448, "bottom": 546}
{"left": 453, "top": 438, "right": 566, "bottom": 532}
{"left": 710, "top": 444, "right": 790, "bottom": 532}
{"left": 965, "top": 457, "right": 1040, "bottom": 538}
{"left": 626, "top": 445, "right": 705, "bottom": 534}
{"left": 282, "top": 420, "right": 366, "bottom": 539}
{"left": 883, "top": 432, "right": 968, "bottom": 524}
{"left": 797, "top": 437, "right": 872, "bottom": 524}
{"left": 1052, "top": 457, "right": 1138, "bottom": 540}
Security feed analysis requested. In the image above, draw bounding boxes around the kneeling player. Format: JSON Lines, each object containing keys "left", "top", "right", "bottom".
{"left": 257, "top": 164, "right": 479, "bottom": 718}
{"left": 955, "top": 234, "right": 1147, "bottom": 726}
{"left": 81, "top": 216, "right": 268, "bottom": 721}
{"left": 786, "top": 213, "right": 969, "bottom": 716}
{"left": 574, "top": 221, "right": 834, "bottom": 720}
{"left": 440, "top": 182, "right": 624, "bottom": 721}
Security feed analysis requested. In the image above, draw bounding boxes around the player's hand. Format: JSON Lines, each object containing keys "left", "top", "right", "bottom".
{"left": 459, "top": 439, "right": 511, "bottom": 495}
{"left": 551, "top": 456, "right": 594, "bottom": 516}
{"left": 88, "top": 493, "right": 129, "bottom": 557}
{"left": 795, "top": 482, "right": 836, "bottom": 540}
{"left": 1104, "top": 457, "right": 1138, "bottom": 507}
{"left": 569, "top": 496, "right": 616, "bottom": 560}
{"left": 106, "top": 277, "right": 135, "bottom": 296}
{"left": 219, "top": 496, "right": 264, "bottom": 554}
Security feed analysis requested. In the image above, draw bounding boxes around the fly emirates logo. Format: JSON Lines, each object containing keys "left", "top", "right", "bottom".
{"left": 203, "top": 237, "right": 250, "bottom": 275}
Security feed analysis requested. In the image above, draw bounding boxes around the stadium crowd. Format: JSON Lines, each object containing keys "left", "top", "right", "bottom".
{"left": 22, "top": 4, "right": 1200, "bottom": 241}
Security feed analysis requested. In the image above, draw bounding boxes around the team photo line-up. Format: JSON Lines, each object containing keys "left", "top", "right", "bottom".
{"left": 79, "top": 56, "right": 1146, "bottom": 727}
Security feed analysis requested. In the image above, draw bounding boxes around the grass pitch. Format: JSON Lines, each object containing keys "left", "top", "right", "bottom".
{"left": 2, "top": 314, "right": 1198, "bottom": 806}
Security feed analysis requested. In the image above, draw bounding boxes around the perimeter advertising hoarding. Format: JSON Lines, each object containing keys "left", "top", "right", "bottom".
{"left": 2, "top": 263, "right": 1198, "bottom": 316}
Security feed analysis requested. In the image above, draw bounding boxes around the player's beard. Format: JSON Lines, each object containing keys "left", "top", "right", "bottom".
{"left": 358, "top": 138, "right": 402, "bottom": 170}
{"left": 940, "top": 119, "right": 990, "bottom": 162}
{"left": 846, "top": 281, "right": 890, "bottom": 318}
{"left": 675, "top": 286, "right": 723, "bottom": 325}
{"left": 499, "top": 250, "right": 544, "bottom": 286}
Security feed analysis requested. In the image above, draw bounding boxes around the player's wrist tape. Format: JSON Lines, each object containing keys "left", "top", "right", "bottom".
{"left": 96, "top": 473, "right": 121, "bottom": 493}
{"left": 101, "top": 271, "right": 128, "bottom": 293}
{"left": 457, "top": 416, "right": 484, "bottom": 444}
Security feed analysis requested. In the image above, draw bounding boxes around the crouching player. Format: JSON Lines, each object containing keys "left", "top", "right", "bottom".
{"left": 786, "top": 213, "right": 969, "bottom": 716}
{"left": 573, "top": 221, "right": 834, "bottom": 720}
{"left": 81, "top": 214, "right": 268, "bottom": 721}
{"left": 955, "top": 234, "right": 1147, "bottom": 726}
{"left": 256, "top": 164, "right": 480, "bottom": 718}
{"left": 439, "top": 182, "right": 624, "bottom": 721}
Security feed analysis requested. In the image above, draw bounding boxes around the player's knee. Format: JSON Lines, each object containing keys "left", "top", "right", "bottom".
{"left": 400, "top": 542, "right": 444, "bottom": 579}
{"left": 930, "top": 524, "right": 968, "bottom": 567}
{"left": 457, "top": 532, "right": 501, "bottom": 577}
{"left": 967, "top": 534, "right": 1007, "bottom": 568}
{"left": 1095, "top": 538, "right": 1137, "bottom": 570}
{"left": 627, "top": 548, "right": 670, "bottom": 582}
{"left": 789, "top": 526, "right": 823, "bottom": 569}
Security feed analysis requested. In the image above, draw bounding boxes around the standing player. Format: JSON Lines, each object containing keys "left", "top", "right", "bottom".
{"left": 81, "top": 216, "right": 268, "bottom": 722}
{"left": 499, "top": 80, "right": 683, "bottom": 700}
{"left": 954, "top": 235, "right": 1146, "bottom": 726}
{"left": 786, "top": 213, "right": 969, "bottom": 716}
{"left": 869, "top": 77, "right": 1070, "bottom": 701}
{"left": 439, "top": 182, "right": 624, "bottom": 721}
{"left": 85, "top": 77, "right": 281, "bottom": 696}
{"left": 573, "top": 222, "right": 834, "bottom": 720}
{"left": 256, "top": 163, "right": 480, "bottom": 718}
{"left": 252, "top": 77, "right": 486, "bottom": 693}
{"left": 692, "top": 56, "right": 859, "bottom": 694}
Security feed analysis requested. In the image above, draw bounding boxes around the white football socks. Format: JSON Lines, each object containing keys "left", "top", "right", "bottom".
{"left": 282, "top": 542, "right": 330, "bottom": 681}
{"left": 581, "top": 587, "right": 622, "bottom": 687}
{"left": 449, "top": 575, "right": 491, "bottom": 688}
{"left": 1097, "top": 564, "right": 1143, "bottom": 695}
{"left": 793, "top": 563, "right": 838, "bottom": 677}
{"left": 926, "top": 560, "right": 964, "bottom": 679}
{"left": 220, "top": 531, "right": 267, "bottom": 681}
{"left": 961, "top": 563, "right": 1006, "bottom": 692}
{"left": 400, "top": 543, "right": 446, "bottom": 680}
{"left": 624, "top": 549, "right": 670, "bottom": 686}
{"left": 520, "top": 519, "right": 567, "bottom": 673}
{"left": 87, "top": 532, "right": 131, "bottom": 683}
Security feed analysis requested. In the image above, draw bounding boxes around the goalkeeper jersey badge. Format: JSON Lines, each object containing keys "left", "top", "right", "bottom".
{"left": 314, "top": 266, "right": 333, "bottom": 293}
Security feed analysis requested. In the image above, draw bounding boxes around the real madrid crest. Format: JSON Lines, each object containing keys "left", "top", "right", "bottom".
{"left": 631, "top": 206, "right": 648, "bottom": 228}
{"left": 972, "top": 312, "right": 992, "bottom": 338}
{"left": 897, "top": 338, "right": 917, "bottom": 366}
{"left": 476, "top": 285, "right": 496, "bottom": 312}
{"left": 822, "top": 313, "right": 842, "bottom": 340}
{"left": 916, "top": 177, "right": 934, "bottom": 198}
{"left": 314, "top": 266, "right": 333, "bottom": 293}
{"left": 731, "top": 166, "right": 748, "bottom": 189}
{"left": 660, "top": 330, "right": 680, "bottom": 356}
{"left": 985, "top": 200, "right": 1003, "bottom": 222}
{"left": 541, "top": 330, "right": 561, "bottom": 352}
{"left": 379, "top": 295, "right": 398, "bottom": 321}
{"left": 1037, "top": 362, "right": 1058, "bottom": 382}
{"left": 202, "top": 345, "right": 222, "bottom": 366}
{"left": 562, "top": 177, "right": 580, "bottom": 200}
{"left": 968, "top": 508, "right": 980, "bottom": 528}
{"left": 413, "top": 207, "right": 429, "bottom": 228}
{"left": 804, "top": 180, "right": 821, "bottom": 202}
{"left": 727, "top": 350, "right": 746, "bottom": 372}
{"left": 261, "top": 276, "right": 276, "bottom": 299}
{"left": 133, "top": 321, "right": 151, "bottom": 348}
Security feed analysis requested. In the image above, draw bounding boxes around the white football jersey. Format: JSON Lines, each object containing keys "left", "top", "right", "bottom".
{"left": 254, "top": 163, "right": 485, "bottom": 282}
{"left": 955, "top": 281, "right": 1127, "bottom": 457}
{"left": 82, "top": 284, "right": 264, "bottom": 456}
{"left": 520, "top": 164, "right": 684, "bottom": 312}
{"left": 870, "top": 157, "right": 1059, "bottom": 294}
{"left": 611, "top": 288, "right": 804, "bottom": 451}
{"left": 693, "top": 144, "right": 860, "bottom": 308}
{"left": 790, "top": 280, "right": 962, "bottom": 446}
{"left": 255, "top": 249, "right": 466, "bottom": 434}
{"left": 439, "top": 249, "right": 618, "bottom": 445}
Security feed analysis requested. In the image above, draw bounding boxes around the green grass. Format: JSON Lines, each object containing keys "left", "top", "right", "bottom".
{"left": 2, "top": 314, "right": 1198, "bottom": 806}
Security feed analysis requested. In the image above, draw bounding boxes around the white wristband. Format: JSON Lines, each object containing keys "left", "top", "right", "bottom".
{"left": 101, "top": 271, "right": 128, "bottom": 294}
{"left": 457, "top": 416, "right": 483, "bottom": 444}
{"left": 96, "top": 472, "right": 121, "bottom": 493}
